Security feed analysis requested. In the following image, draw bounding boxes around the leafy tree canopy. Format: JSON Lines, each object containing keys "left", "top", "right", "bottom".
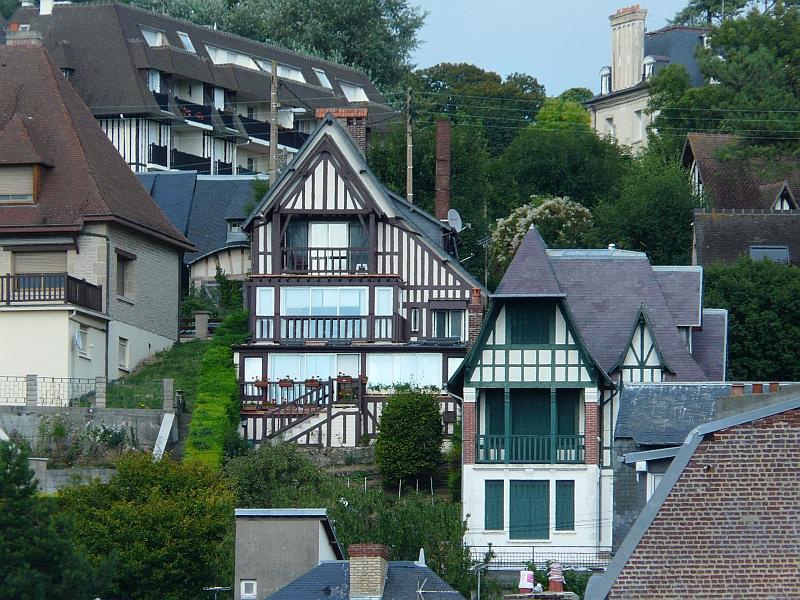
{"left": 672, "top": 0, "right": 749, "bottom": 25}
{"left": 536, "top": 98, "right": 591, "bottom": 130}
{"left": 0, "top": 441, "right": 102, "bottom": 600}
{"left": 591, "top": 151, "right": 701, "bottom": 265}
{"left": 558, "top": 87, "right": 595, "bottom": 104}
{"left": 704, "top": 257, "right": 800, "bottom": 380}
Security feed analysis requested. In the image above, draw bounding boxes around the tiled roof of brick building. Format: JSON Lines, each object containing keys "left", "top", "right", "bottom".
{"left": 0, "top": 45, "right": 192, "bottom": 249}
{"left": 683, "top": 133, "right": 800, "bottom": 209}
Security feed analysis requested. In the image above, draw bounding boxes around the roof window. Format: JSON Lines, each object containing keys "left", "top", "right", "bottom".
{"left": 313, "top": 68, "right": 332, "bottom": 89}
{"left": 140, "top": 26, "right": 167, "bottom": 48}
{"left": 277, "top": 64, "right": 306, "bottom": 83}
{"left": 205, "top": 44, "right": 259, "bottom": 70}
{"left": 0, "top": 166, "right": 35, "bottom": 204}
{"left": 340, "top": 81, "right": 369, "bottom": 103}
{"left": 750, "top": 246, "right": 789, "bottom": 264}
{"left": 177, "top": 31, "right": 195, "bottom": 53}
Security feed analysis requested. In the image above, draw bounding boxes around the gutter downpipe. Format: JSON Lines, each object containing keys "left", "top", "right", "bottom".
{"left": 599, "top": 377, "right": 621, "bottom": 550}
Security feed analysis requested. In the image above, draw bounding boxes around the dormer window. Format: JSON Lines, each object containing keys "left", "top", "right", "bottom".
{"left": 690, "top": 160, "right": 703, "bottom": 196}
{"left": 277, "top": 64, "right": 306, "bottom": 83}
{"left": 206, "top": 45, "right": 259, "bottom": 70}
{"left": 313, "top": 68, "right": 332, "bottom": 89}
{"left": 773, "top": 188, "right": 796, "bottom": 210}
{"left": 177, "top": 31, "right": 195, "bottom": 53}
{"left": 340, "top": 81, "right": 369, "bottom": 103}
{"left": 0, "top": 166, "right": 36, "bottom": 204}
{"left": 140, "top": 26, "right": 167, "bottom": 48}
{"left": 600, "top": 66, "right": 612, "bottom": 95}
{"left": 643, "top": 55, "right": 656, "bottom": 80}
{"left": 147, "top": 69, "right": 161, "bottom": 93}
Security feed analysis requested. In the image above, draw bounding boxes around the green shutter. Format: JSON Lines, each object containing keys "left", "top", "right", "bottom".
{"left": 484, "top": 480, "right": 504, "bottom": 530}
{"left": 507, "top": 301, "right": 553, "bottom": 344}
{"left": 556, "top": 389, "right": 578, "bottom": 436}
{"left": 510, "top": 480, "right": 549, "bottom": 539}
{"left": 555, "top": 480, "right": 575, "bottom": 531}
{"left": 511, "top": 389, "right": 550, "bottom": 435}
{"left": 486, "top": 389, "right": 505, "bottom": 436}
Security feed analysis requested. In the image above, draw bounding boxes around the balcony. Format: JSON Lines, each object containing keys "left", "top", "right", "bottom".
{"left": 152, "top": 91, "right": 170, "bottom": 112}
{"left": 0, "top": 273, "right": 103, "bottom": 313}
{"left": 149, "top": 143, "right": 168, "bottom": 168}
{"left": 239, "top": 115, "right": 309, "bottom": 150}
{"left": 282, "top": 247, "right": 370, "bottom": 274}
{"left": 255, "top": 314, "right": 406, "bottom": 343}
{"left": 175, "top": 97, "right": 212, "bottom": 126}
{"left": 171, "top": 149, "right": 211, "bottom": 174}
{"left": 476, "top": 434, "right": 585, "bottom": 464}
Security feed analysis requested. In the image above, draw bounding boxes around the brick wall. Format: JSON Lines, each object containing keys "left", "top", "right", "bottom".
{"left": 462, "top": 401, "right": 476, "bottom": 465}
{"left": 584, "top": 400, "right": 599, "bottom": 465}
{"left": 349, "top": 544, "right": 389, "bottom": 599}
{"left": 467, "top": 288, "right": 484, "bottom": 348}
{"left": 315, "top": 108, "right": 368, "bottom": 153}
{"left": 608, "top": 408, "right": 800, "bottom": 599}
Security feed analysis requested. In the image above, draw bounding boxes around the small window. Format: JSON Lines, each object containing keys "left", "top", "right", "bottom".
{"left": 118, "top": 337, "right": 129, "bottom": 370}
{"left": 410, "top": 307, "right": 420, "bottom": 332}
{"left": 241, "top": 579, "right": 257, "bottom": 600}
{"left": 340, "top": 81, "right": 369, "bottom": 102}
{"left": 600, "top": 66, "right": 611, "bottom": 95}
{"left": 140, "top": 26, "right": 167, "bottom": 48}
{"left": 213, "top": 86, "right": 225, "bottom": 111}
{"left": 116, "top": 251, "right": 136, "bottom": 299}
{"left": 177, "top": 31, "right": 195, "bottom": 53}
{"left": 61, "top": 68, "right": 73, "bottom": 81}
{"left": 433, "top": 309, "right": 464, "bottom": 340}
{"left": 646, "top": 473, "right": 664, "bottom": 501}
{"left": 314, "top": 67, "right": 332, "bottom": 89}
{"left": 246, "top": 106, "right": 255, "bottom": 119}
{"left": 147, "top": 69, "right": 161, "bottom": 93}
{"left": 633, "top": 110, "right": 643, "bottom": 142}
{"left": 555, "top": 480, "right": 575, "bottom": 531}
{"left": 19, "top": 24, "right": 30, "bottom": 32}
{"left": 605, "top": 117, "right": 616, "bottom": 139}
{"left": 228, "top": 221, "right": 243, "bottom": 235}
{"left": 78, "top": 325, "right": 90, "bottom": 358}
{"left": 375, "top": 287, "right": 393, "bottom": 317}
{"left": 485, "top": 480, "right": 504, "bottom": 531}
{"left": 643, "top": 55, "right": 655, "bottom": 80}
{"left": 750, "top": 246, "right": 789, "bottom": 264}
{"left": 0, "top": 166, "right": 35, "bottom": 204}
{"left": 276, "top": 64, "right": 306, "bottom": 83}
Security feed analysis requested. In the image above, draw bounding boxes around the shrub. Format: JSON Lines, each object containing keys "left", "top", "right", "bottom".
{"left": 375, "top": 389, "right": 443, "bottom": 485}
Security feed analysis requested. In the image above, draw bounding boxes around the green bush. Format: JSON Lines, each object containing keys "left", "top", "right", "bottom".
{"left": 375, "top": 389, "right": 443, "bottom": 485}
{"left": 446, "top": 420, "right": 462, "bottom": 501}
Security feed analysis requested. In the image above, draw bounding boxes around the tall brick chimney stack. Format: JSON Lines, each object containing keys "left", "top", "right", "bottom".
{"left": 609, "top": 4, "right": 647, "bottom": 91}
{"left": 316, "top": 108, "right": 368, "bottom": 154}
{"left": 467, "top": 287, "right": 484, "bottom": 348}
{"left": 349, "top": 544, "right": 389, "bottom": 600}
{"left": 435, "top": 118, "right": 451, "bottom": 221}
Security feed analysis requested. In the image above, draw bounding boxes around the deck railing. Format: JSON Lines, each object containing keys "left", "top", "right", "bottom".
{"left": 149, "top": 143, "right": 168, "bottom": 167}
{"left": 254, "top": 314, "right": 405, "bottom": 342}
{"left": 476, "top": 434, "right": 585, "bottom": 464}
{"left": 1, "top": 273, "right": 102, "bottom": 312}
{"left": 282, "top": 247, "right": 370, "bottom": 274}
{"left": 175, "top": 97, "right": 212, "bottom": 124}
{"left": 467, "top": 545, "right": 612, "bottom": 570}
{"left": 171, "top": 149, "right": 211, "bottom": 174}
{"left": 240, "top": 377, "right": 337, "bottom": 408}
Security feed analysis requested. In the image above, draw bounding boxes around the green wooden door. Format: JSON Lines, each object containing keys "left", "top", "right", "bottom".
{"left": 511, "top": 389, "right": 550, "bottom": 435}
{"left": 485, "top": 389, "right": 505, "bottom": 436}
{"left": 510, "top": 480, "right": 549, "bottom": 539}
{"left": 556, "top": 389, "right": 579, "bottom": 436}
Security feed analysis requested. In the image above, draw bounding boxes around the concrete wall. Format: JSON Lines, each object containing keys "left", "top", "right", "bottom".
{"left": 68, "top": 313, "right": 108, "bottom": 381}
{"left": 0, "top": 310, "right": 70, "bottom": 378}
{"left": 40, "top": 466, "right": 116, "bottom": 494}
{"left": 234, "top": 517, "right": 326, "bottom": 600}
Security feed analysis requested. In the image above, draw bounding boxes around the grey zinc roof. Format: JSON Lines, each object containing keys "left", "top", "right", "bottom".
{"left": 644, "top": 25, "right": 707, "bottom": 87}
{"left": 615, "top": 383, "right": 733, "bottom": 446}
{"left": 494, "top": 228, "right": 563, "bottom": 297}
{"left": 692, "top": 309, "right": 728, "bottom": 381}
{"left": 652, "top": 266, "right": 702, "bottom": 327}
{"left": 266, "top": 561, "right": 465, "bottom": 600}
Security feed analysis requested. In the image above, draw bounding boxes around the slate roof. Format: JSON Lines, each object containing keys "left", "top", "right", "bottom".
{"left": 11, "top": 3, "right": 393, "bottom": 127}
{"left": 137, "top": 172, "right": 258, "bottom": 263}
{"left": 0, "top": 45, "right": 192, "bottom": 250}
{"left": 266, "top": 561, "right": 465, "bottom": 600}
{"left": 494, "top": 228, "right": 563, "bottom": 297}
{"left": 691, "top": 309, "right": 728, "bottom": 380}
{"left": 683, "top": 133, "right": 800, "bottom": 209}
{"left": 693, "top": 208, "right": 800, "bottom": 266}
{"left": 615, "top": 383, "right": 733, "bottom": 446}
{"left": 652, "top": 266, "right": 702, "bottom": 327}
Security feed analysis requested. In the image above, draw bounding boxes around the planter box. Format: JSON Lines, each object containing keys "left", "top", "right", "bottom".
{"left": 278, "top": 380, "right": 294, "bottom": 389}
{"left": 305, "top": 379, "right": 322, "bottom": 388}
{"left": 254, "top": 381, "right": 270, "bottom": 389}
{"left": 337, "top": 376, "right": 353, "bottom": 384}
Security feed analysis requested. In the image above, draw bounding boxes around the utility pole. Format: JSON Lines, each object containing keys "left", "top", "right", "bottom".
{"left": 269, "top": 59, "right": 279, "bottom": 186}
{"left": 405, "top": 87, "right": 413, "bottom": 204}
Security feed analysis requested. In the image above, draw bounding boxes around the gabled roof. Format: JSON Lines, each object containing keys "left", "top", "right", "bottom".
{"left": 494, "top": 227, "right": 563, "bottom": 297}
{"left": 11, "top": 2, "right": 392, "bottom": 126}
{"left": 683, "top": 133, "right": 800, "bottom": 209}
{"left": 652, "top": 266, "right": 702, "bottom": 327}
{"left": 0, "top": 45, "right": 192, "bottom": 250}
{"left": 611, "top": 306, "right": 672, "bottom": 375}
{"left": 588, "top": 392, "right": 800, "bottom": 600}
{"left": 266, "top": 561, "right": 465, "bottom": 600}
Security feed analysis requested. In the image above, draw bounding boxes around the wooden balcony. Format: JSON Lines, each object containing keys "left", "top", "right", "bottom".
{"left": 282, "top": 247, "right": 370, "bottom": 274}
{"left": 0, "top": 273, "right": 103, "bottom": 313}
{"left": 255, "top": 314, "right": 406, "bottom": 343}
{"left": 476, "top": 434, "right": 585, "bottom": 464}
{"left": 171, "top": 149, "right": 211, "bottom": 174}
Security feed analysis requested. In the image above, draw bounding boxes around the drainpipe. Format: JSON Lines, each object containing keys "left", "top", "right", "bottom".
{"left": 598, "top": 380, "right": 620, "bottom": 549}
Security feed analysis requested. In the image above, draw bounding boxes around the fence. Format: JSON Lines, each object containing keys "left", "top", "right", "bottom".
{"left": 0, "top": 375, "right": 175, "bottom": 410}
{"left": 468, "top": 545, "right": 612, "bottom": 570}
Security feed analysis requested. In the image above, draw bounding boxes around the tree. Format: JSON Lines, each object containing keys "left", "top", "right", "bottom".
{"left": 223, "top": 0, "right": 425, "bottom": 87}
{"left": 591, "top": 152, "right": 701, "bottom": 265}
{"left": 375, "top": 389, "right": 443, "bottom": 485}
{"left": 491, "top": 196, "right": 594, "bottom": 270}
{"left": 672, "top": 0, "right": 749, "bottom": 25}
{"left": 558, "top": 87, "right": 594, "bottom": 104}
{"left": 704, "top": 258, "right": 800, "bottom": 380}
{"left": 0, "top": 0, "right": 16, "bottom": 19}
{"left": 0, "top": 441, "right": 101, "bottom": 599}
{"left": 535, "top": 98, "right": 591, "bottom": 130}
{"left": 410, "top": 63, "right": 547, "bottom": 154}
{"left": 59, "top": 453, "right": 234, "bottom": 600}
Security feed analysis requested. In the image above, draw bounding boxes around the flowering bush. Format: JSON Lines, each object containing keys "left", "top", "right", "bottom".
{"left": 491, "top": 196, "right": 593, "bottom": 270}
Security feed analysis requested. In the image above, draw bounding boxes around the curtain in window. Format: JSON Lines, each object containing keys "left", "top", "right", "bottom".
{"left": 286, "top": 221, "right": 308, "bottom": 270}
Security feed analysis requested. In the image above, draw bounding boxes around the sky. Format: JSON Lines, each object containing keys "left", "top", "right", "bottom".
{"left": 411, "top": 0, "right": 688, "bottom": 96}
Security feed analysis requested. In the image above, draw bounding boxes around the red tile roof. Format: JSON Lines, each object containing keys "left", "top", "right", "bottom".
{"left": 0, "top": 45, "right": 193, "bottom": 250}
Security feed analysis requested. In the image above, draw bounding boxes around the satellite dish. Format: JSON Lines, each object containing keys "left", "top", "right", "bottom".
{"left": 447, "top": 208, "right": 463, "bottom": 233}
{"left": 73, "top": 330, "right": 84, "bottom": 352}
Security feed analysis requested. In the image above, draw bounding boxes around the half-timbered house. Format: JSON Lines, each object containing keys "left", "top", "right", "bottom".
{"left": 235, "top": 115, "right": 486, "bottom": 447}
{"left": 448, "top": 228, "right": 726, "bottom": 566}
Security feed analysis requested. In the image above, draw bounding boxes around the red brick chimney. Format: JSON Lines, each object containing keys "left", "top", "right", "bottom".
{"left": 467, "top": 287, "right": 484, "bottom": 348}
{"left": 349, "top": 544, "right": 389, "bottom": 600}
{"left": 435, "top": 118, "right": 451, "bottom": 221}
{"left": 316, "top": 108, "right": 368, "bottom": 154}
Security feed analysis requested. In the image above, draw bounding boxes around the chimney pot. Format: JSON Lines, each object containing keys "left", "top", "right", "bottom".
{"left": 731, "top": 383, "right": 745, "bottom": 396}
{"left": 752, "top": 382, "right": 764, "bottom": 394}
{"left": 435, "top": 118, "right": 451, "bottom": 221}
{"left": 769, "top": 381, "right": 780, "bottom": 393}
{"left": 316, "top": 108, "right": 368, "bottom": 154}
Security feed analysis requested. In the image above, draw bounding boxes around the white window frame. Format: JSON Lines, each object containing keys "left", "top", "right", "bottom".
{"left": 276, "top": 63, "right": 306, "bottom": 83}
{"left": 410, "top": 307, "right": 420, "bottom": 332}
{"left": 213, "top": 86, "right": 225, "bottom": 111}
{"left": 375, "top": 287, "right": 393, "bottom": 317}
{"left": 646, "top": 472, "right": 663, "bottom": 501}
{"left": 339, "top": 81, "right": 369, "bottom": 102}
{"left": 118, "top": 337, "right": 130, "bottom": 371}
{"left": 78, "top": 325, "right": 90, "bottom": 359}
{"left": 140, "top": 26, "right": 167, "bottom": 48}
{"left": 281, "top": 286, "right": 368, "bottom": 317}
{"left": 240, "top": 580, "right": 257, "bottom": 600}
{"left": 432, "top": 309, "right": 465, "bottom": 341}
{"left": 633, "top": 110, "right": 643, "bottom": 142}
{"left": 605, "top": 117, "right": 616, "bottom": 140}
{"left": 177, "top": 31, "right": 195, "bottom": 53}
{"left": 255, "top": 287, "right": 274, "bottom": 317}
{"left": 313, "top": 68, "right": 332, "bottom": 89}
{"left": 147, "top": 69, "right": 161, "bottom": 93}
{"left": 309, "top": 222, "right": 349, "bottom": 248}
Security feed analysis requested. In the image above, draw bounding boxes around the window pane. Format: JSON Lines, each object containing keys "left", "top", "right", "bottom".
{"left": 243, "top": 357, "right": 262, "bottom": 382}
{"left": 337, "top": 354, "right": 360, "bottom": 377}
{"left": 750, "top": 246, "right": 789, "bottom": 264}
{"left": 303, "top": 354, "right": 335, "bottom": 380}
{"left": 366, "top": 355, "right": 394, "bottom": 386}
{"left": 433, "top": 310, "right": 447, "bottom": 337}
{"left": 270, "top": 354, "right": 300, "bottom": 380}
{"left": 450, "top": 310, "right": 463, "bottom": 339}
{"left": 177, "top": 32, "right": 195, "bottom": 52}
{"left": 338, "top": 288, "right": 366, "bottom": 316}
{"left": 375, "top": 287, "right": 393, "bottom": 316}
{"left": 310, "top": 288, "right": 337, "bottom": 316}
{"left": 283, "top": 288, "right": 309, "bottom": 315}
{"left": 309, "top": 223, "right": 327, "bottom": 247}
{"left": 255, "top": 287, "right": 274, "bottom": 316}
{"left": 328, "top": 223, "right": 349, "bottom": 248}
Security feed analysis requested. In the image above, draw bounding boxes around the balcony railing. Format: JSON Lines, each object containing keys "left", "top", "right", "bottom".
{"left": 149, "top": 143, "right": 168, "bottom": 167}
{"left": 255, "top": 314, "right": 405, "bottom": 343}
{"left": 152, "top": 91, "right": 170, "bottom": 112}
{"left": 239, "top": 115, "right": 309, "bottom": 149}
{"left": 476, "top": 434, "right": 585, "bottom": 464}
{"left": 283, "top": 247, "right": 370, "bottom": 274}
{"left": 171, "top": 149, "right": 211, "bottom": 174}
{"left": 1, "top": 273, "right": 103, "bottom": 312}
{"left": 175, "top": 97, "right": 212, "bottom": 125}
{"left": 215, "top": 160, "right": 233, "bottom": 175}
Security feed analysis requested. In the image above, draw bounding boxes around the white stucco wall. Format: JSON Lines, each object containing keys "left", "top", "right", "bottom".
{"left": 589, "top": 91, "right": 651, "bottom": 152}
{"left": 108, "top": 320, "right": 174, "bottom": 380}
{"left": 67, "top": 314, "right": 108, "bottom": 381}
{"left": 0, "top": 309, "right": 70, "bottom": 378}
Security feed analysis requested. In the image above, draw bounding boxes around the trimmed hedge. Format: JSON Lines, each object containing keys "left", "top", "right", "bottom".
{"left": 184, "top": 310, "right": 248, "bottom": 467}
